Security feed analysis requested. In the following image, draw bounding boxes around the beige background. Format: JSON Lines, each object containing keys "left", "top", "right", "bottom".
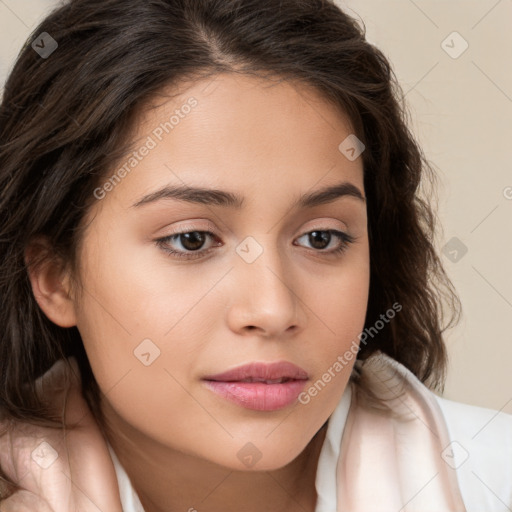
{"left": 1, "top": 0, "right": 511, "bottom": 413}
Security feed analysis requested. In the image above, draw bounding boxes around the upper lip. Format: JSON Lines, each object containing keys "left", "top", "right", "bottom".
{"left": 203, "top": 361, "right": 309, "bottom": 382}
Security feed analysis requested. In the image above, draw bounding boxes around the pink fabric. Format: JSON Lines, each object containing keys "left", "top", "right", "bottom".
{"left": 0, "top": 352, "right": 467, "bottom": 511}
{"left": 338, "top": 353, "right": 467, "bottom": 511}
{"left": 0, "top": 358, "right": 123, "bottom": 511}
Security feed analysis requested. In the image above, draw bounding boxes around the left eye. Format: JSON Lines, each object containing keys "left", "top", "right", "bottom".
{"left": 294, "top": 230, "right": 355, "bottom": 253}
{"left": 156, "top": 229, "right": 355, "bottom": 261}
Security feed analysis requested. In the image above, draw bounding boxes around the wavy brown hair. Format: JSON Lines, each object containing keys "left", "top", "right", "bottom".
{"left": 0, "top": 0, "right": 460, "bottom": 437}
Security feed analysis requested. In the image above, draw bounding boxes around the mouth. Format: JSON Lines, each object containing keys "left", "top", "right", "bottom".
{"left": 202, "top": 360, "right": 309, "bottom": 382}
{"left": 206, "top": 377, "right": 297, "bottom": 384}
{"left": 202, "top": 377, "right": 308, "bottom": 411}
{"left": 201, "top": 360, "right": 309, "bottom": 411}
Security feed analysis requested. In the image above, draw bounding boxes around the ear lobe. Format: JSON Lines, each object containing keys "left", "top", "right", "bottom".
{"left": 25, "top": 238, "right": 77, "bottom": 328}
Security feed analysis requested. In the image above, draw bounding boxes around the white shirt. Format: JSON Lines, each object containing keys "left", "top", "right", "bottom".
{"left": 108, "top": 382, "right": 512, "bottom": 511}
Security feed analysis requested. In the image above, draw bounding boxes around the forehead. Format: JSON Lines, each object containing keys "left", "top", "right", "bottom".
{"left": 137, "top": 72, "right": 358, "bottom": 151}
{"left": 95, "top": 72, "right": 365, "bottom": 213}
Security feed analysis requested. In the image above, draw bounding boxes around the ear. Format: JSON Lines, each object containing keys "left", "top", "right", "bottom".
{"left": 24, "top": 238, "right": 77, "bottom": 328}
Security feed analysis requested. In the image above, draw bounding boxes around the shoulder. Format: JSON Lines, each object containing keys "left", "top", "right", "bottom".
{"left": 433, "top": 393, "right": 512, "bottom": 512}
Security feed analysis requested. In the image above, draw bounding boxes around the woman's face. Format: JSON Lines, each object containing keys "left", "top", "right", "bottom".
{"left": 73, "top": 72, "right": 369, "bottom": 470}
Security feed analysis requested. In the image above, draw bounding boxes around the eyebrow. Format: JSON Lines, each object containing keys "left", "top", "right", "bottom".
{"left": 132, "top": 181, "right": 366, "bottom": 209}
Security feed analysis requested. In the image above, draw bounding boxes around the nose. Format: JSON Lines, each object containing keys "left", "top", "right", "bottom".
{"left": 224, "top": 239, "right": 306, "bottom": 338}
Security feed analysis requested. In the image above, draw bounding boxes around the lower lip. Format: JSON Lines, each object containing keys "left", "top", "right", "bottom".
{"left": 202, "top": 379, "right": 308, "bottom": 411}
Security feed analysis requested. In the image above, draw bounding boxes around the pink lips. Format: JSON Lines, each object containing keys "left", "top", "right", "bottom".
{"left": 202, "top": 361, "right": 309, "bottom": 411}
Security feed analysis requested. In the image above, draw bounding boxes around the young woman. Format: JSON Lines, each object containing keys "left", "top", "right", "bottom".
{"left": 0, "top": 0, "right": 510, "bottom": 511}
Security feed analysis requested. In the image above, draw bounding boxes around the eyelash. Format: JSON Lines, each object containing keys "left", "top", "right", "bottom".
{"left": 155, "top": 229, "right": 356, "bottom": 261}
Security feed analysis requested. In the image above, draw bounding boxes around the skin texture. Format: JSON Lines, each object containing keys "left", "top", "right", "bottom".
{"left": 28, "top": 72, "right": 370, "bottom": 512}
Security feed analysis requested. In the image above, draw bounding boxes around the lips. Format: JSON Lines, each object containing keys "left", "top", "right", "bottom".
{"left": 238, "top": 377, "right": 291, "bottom": 384}
{"left": 202, "top": 361, "right": 309, "bottom": 411}
{"left": 202, "top": 361, "right": 309, "bottom": 383}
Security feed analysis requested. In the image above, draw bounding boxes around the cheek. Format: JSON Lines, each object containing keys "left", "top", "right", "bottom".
{"left": 328, "top": 264, "right": 370, "bottom": 337}
{"left": 314, "top": 241, "right": 370, "bottom": 331}
{"left": 73, "top": 228, "right": 233, "bottom": 409}
{"left": 305, "top": 243, "right": 370, "bottom": 380}
{"left": 75, "top": 223, "right": 215, "bottom": 336}
{"left": 73, "top": 246, "right": 216, "bottom": 449}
